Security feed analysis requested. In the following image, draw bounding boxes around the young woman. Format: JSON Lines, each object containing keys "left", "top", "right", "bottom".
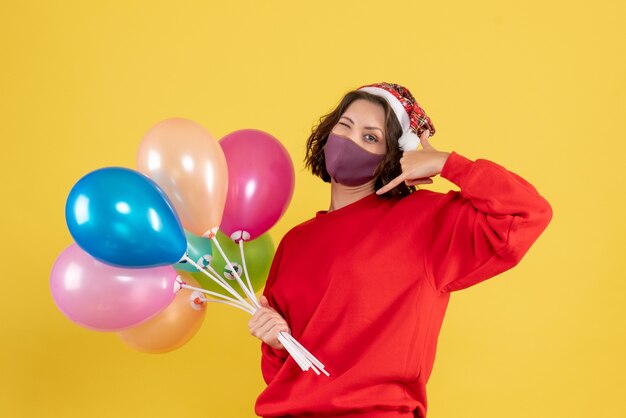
{"left": 248, "top": 82, "right": 552, "bottom": 418}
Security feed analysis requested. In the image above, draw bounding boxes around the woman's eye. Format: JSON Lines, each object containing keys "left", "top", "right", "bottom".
{"left": 364, "top": 134, "right": 378, "bottom": 143}
{"left": 338, "top": 122, "right": 350, "bottom": 128}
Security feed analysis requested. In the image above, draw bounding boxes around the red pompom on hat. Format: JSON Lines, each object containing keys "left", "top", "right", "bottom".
{"left": 357, "top": 82, "right": 436, "bottom": 151}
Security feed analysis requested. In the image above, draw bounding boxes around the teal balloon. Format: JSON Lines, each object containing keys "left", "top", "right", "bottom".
{"left": 65, "top": 167, "right": 186, "bottom": 268}
{"left": 174, "top": 230, "right": 213, "bottom": 272}
{"left": 188, "top": 231, "right": 274, "bottom": 298}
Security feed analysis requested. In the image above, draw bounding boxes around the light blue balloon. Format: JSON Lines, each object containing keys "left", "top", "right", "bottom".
{"left": 65, "top": 167, "right": 187, "bottom": 268}
{"left": 174, "top": 230, "right": 213, "bottom": 272}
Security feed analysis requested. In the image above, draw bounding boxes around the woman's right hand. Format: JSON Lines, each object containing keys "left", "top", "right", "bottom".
{"left": 248, "top": 295, "right": 291, "bottom": 350}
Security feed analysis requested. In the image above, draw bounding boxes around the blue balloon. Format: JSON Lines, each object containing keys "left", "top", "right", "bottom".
{"left": 65, "top": 167, "right": 187, "bottom": 268}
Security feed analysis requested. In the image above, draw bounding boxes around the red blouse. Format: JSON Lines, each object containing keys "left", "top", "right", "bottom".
{"left": 255, "top": 152, "right": 553, "bottom": 418}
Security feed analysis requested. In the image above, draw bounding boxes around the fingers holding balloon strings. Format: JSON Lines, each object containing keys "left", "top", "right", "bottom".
{"left": 256, "top": 318, "right": 288, "bottom": 341}
{"left": 249, "top": 305, "right": 278, "bottom": 327}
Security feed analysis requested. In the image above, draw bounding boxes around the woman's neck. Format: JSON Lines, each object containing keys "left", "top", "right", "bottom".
{"left": 328, "top": 179, "right": 376, "bottom": 212}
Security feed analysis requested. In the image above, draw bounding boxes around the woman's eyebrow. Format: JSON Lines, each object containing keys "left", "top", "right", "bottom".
{"left": 341, "top": 116, "right": 383, "bottom": 134}
{"left": 340, "top": 116, "right": 354, "bottom": 124}
{"left": 364, "top": 126, "right": 384, "bottom": 134}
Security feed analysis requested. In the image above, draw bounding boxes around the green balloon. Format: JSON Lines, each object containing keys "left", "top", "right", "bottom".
{"left": 174, "top": 230, "right": 213, "bottom": 272}
{"left": 189, "top": 231, "right": 275, "bottom": 299}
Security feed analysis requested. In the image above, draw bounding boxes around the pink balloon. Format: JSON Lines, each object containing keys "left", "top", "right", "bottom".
{"left": 50, "top": 244, "right": 179, "bottom": 332}
{"left": 219, "top": 129, "right": 295, "bottom": 241}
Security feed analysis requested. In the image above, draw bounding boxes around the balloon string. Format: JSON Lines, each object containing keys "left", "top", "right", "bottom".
{"left": 283, "top": 332, "right": 330, "bottom": 376}
{"left": 183, "top": 255, "right": 254, "bottom": 311}
{"left": 203, "top": 237, "right": 327, "bottom": 376}
{"left": 238, "top": 240, "right": 256, "bottom": 299}
{"left": 279, "top": 332, "right": 329, "bottom": 376}
{"left": 194, "top": 295, "right": 207, "bottom": 304}
{"left": 204, "top": 263, "right": 238, "bottom": 293}
{"left": 201, "top": 260, "right": 259, "bottom": 308}
{"left": 277, "top": 332, "right": 310, "bottom": 371}
{"left": 180, "top": 283, "right": 246, "bottom": 306}
{"left": 203, "top": 260, "right": 262, "bottom": 310}
{"left": 184, "top": 255, "right": 238, "bottom": 297}
{"left": 184, "top": 282, "right": 323, "bottom": 370}
{"left": 186, "top": 289, "right": 254, "bottom": 315}
{"left": 235, "top": 240, "right": 328, "bottom": 375}
{"left": 204, "top": 297, "right": 254, "bottom": 315}
{"left": 202, "top": 262, "right": 230, "bottom": 287}
{"left": 211, "top": 236, "right": 261, "bottom": 310}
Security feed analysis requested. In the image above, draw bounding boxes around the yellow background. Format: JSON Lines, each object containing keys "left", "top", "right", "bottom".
{"left": 1, "top": 1, "right": 624, "bottom": 417}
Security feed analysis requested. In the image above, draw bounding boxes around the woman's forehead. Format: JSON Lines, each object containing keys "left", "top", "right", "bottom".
{"left": 341, "top": 99, "right": 386, "bottom": 125}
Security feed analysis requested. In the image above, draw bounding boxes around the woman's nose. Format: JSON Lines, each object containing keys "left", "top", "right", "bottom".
{"left": 332, "top": 130, "right": 358, "bottom": 145}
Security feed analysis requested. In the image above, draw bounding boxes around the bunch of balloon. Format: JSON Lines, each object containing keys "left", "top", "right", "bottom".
{"left": 136, "top": 120, "right": 329, "bottom": 375}
{"left": 53, "top": 167, "right": 198, "bottom": 339}
{"left": 52, "top": 117, "right": 329, "bottom": 372}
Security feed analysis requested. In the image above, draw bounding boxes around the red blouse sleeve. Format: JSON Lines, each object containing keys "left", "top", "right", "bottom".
{"left": 260, "top": 238, "right": 290, "bottom": 385}
{"left": 424, "top": 152, "right": 553, "bottom": 293}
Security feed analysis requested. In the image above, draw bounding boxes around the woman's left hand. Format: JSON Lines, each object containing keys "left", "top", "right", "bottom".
{"left": 376, "top": 130, "right": 450, "bottom": 195}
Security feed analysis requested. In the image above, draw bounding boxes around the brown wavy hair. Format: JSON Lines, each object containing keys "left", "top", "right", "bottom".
{"left": 304, "top": 90, "right": 414, "bottom": 199}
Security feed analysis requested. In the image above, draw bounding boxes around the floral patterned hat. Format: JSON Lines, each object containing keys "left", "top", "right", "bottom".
{"left": 357, "top": 82, "right": 436, "bottom": 151}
